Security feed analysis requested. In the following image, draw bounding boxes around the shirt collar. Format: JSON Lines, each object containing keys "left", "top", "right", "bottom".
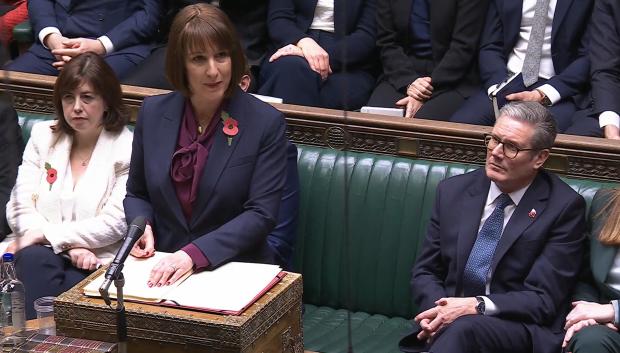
{"left": 487, "top": 181, "right": 531, "bottom": 207}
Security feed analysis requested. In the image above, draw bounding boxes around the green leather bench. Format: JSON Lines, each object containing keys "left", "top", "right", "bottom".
{"left": 15, "top": 114, "right": 617, "bottom": 353}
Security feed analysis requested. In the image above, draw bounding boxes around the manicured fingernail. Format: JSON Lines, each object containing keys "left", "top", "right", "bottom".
{"left": 156, "top": 283, "right": 161, "bottom": 287}
{"left": 166, "top": 282, "right": 171, "bottom": 286}
{"left": 147, "top": 282, "right": 152, "bottom": 287}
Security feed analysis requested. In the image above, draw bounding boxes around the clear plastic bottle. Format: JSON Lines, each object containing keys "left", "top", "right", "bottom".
{"left": 1, "top": 253, "right": 26, "bottom": 347}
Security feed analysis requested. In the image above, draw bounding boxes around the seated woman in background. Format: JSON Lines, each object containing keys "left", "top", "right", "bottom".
{"left": 5, "top": 52, "right": 133, "bottom": 319}
{"left": 563, "top": 187, "right": 620, "bottom": 352}
{"left": 125, "top": 3, "right": 289, "bottom": 286}
{"left": 257, "top": 0, "right": 377, "bottom": 110}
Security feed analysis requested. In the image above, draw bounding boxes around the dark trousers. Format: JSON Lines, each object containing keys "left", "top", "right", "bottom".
{"left": 258, "top": 31, "right": 375, "bottom": 110}
{"left": 122, "top": 45, "right": 173, "bottom": 90}
{"left": 450, "top": 83, "right": 576, "bottom": 133}
{"left": 15, "top": 245, "right": 89, "bottom": 320}
{"left": 567, "top": 324, "right": 620, "bottom": 353}
{"left": 564, "top": 107, "right": 604, "bottom": 137}
{"left": 400, "top": 315, "right": 532, "bottom": 353}
{"left": 4, "top": 44, "right": 145, "bottom": 79}
{"left": 367, "top": 56, "right": 467, "bottom": 121}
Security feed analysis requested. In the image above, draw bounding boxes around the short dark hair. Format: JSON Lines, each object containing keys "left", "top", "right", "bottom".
{"left": 52, "top": 52, "right": 128, "bottom": 134}
{"left": 165, "top": 3, "right": 246, "bottom": 97}
{"left": 498, "top": 102, "right": 557, "bottom": 150}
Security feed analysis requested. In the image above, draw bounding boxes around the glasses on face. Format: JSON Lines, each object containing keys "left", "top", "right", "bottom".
{"left": 483, "top": 134, "right": 539, "bottom": 159}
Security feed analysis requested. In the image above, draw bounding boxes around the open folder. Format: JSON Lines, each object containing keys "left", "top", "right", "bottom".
{"left": 82, "top": 252, "right": 285, "bottom": 315}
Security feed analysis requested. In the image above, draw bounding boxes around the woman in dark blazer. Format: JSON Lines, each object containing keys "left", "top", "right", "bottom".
{"left": 258, "top": 0, "right": 377, "bottom": 110}
{"left": 367, "top": 0, "right": 488, "bottom": 119}
{"left": 563, "top": 188, "right": 620, "bottom": 352}
{"left": 124, "top": 4, "right": 288, "bottom": 286}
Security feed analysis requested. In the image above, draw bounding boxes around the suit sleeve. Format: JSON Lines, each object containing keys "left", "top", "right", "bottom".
{"left": 411, "top": 182, "right": 449, "bottom": 312}
{"left": 322, "top": 0, "right": 377, "bottom": 71}
{"left": 487, "top": 195, "right": 586, "bottom": 325}
{"left": 590, "top": 0, "right": 620, "bottom": 115}
{"left": 28, "top": 0, "right": 59, "bottom": 37}
{"left": 192, "top": 112, "right": 288, "bottom": 269}
{"left": 267, "top": 0, "right": 309, "bottom": 48}
{"left": 104, "top": 0, "right": 162, "bottom": 51}
{"left": 0, "top": 103, "right": 23, "bottom": 236}
{"left": 124, "top": 103, "right": 155, "bottom": 225}
{"left": 478, "top": 0, "right": 510, "bottom": 89}
{"left": 431, "top": 0, "right": 489, "bottom": 89}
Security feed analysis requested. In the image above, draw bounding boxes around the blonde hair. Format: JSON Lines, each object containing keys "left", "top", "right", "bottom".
{"left": 599, "top": 188, "right": 620, "bottom": 245}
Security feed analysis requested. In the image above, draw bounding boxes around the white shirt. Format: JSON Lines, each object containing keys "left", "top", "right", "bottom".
{"left": 309, "top": 0, "right": 335, "bottom": 32}
{"left": 488, "top": 0, "right": 561, "bottom": 105}
{"left": 39, "top": 27, "right": 114, "bottom": 54}
{"left": 478, "top": 181, "right": 531, "bottom": 315}
{"left": 599, "top": 111, "right": 620, "bottom": 129}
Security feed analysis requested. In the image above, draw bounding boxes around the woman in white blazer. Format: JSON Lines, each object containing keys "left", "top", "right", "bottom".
{"left": 5, "top": 53, "right": 133, "bottom": 319}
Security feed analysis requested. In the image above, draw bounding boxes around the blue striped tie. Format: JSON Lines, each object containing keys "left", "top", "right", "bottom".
{"left": 462, "top": 193, "right": 513, "bottom": 296}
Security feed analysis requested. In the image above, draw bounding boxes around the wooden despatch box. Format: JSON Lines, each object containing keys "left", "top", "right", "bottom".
{"left": 54, "top": 269, "right": 303, "bottom": 353}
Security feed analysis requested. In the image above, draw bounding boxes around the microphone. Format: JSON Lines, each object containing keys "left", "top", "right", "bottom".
{"left": 99, "top": 216, "right": 147, "bottom": 304}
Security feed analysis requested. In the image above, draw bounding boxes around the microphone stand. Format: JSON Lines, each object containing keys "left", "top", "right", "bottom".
{"left": 99, "top": 266, "right": 128, "bottom": 353}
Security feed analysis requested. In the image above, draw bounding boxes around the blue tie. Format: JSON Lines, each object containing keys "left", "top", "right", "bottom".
{"left": 462, "top": 193, "right": 513, "bottom": 296}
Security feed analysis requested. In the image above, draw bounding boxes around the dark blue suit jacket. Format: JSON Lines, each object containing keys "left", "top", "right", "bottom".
{"left": 479, "top": 0, "right": 592, "bottom": 99}
{"left": 590, "top": 0, "right": 620, "bottom": 115}
{"left": 124, "top": 88, "right": 288, "bottom": 269}
{"left": 28, "top": 0, "right": 161, "bottom": 60}
{"left": 267, "top": 0, "right": 376, "bottom": 71}
{"left": 409, "top": 168, "right": 585, "bottom": 353}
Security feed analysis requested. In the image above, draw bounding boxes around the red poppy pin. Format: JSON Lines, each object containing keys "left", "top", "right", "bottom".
{"left": 44, "top": 162, "right": 57, "bottom": 191}
{"left": 221, "top": 111, "right": 239, "bottom": 146}
{"left": 528, "top": 208, "right": 537, "bottom": 218}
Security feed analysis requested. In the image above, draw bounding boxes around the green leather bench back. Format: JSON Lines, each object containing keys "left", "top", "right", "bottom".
{"left": 294, "top": 145, "right": 616, "bottom": 319}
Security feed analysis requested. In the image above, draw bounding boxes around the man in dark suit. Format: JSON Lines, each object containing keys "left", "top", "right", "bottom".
{"left": 450, "top": 0, "right": 595, "bottom": 135}
{"left": 4, "top": 0, "right": 161, "bottom": 79}
{"left": 367, "top": 0, "right": 488, "bottom": 120}
{"left": 588, "top": 0, "right": 620, "bottom": 140}
{"left": 401, "top": 101, "right": 586, "bottom": 353}
{"left": 0, "top": 95, "right": 23, "bottom": 240}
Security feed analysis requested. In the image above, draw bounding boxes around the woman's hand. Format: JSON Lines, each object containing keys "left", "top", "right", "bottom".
{"left": 269, "top": 44, "right": 304, "bottom": 62}
{"left": 147, "top": 250, "right": 193, "bottom": 287}
{"left": 565, "top": 301, "right": 616, "bottom": 328}
{"left": 130, "top": 224, "right": 155, "bottom": 258}
{"left": 5, "top": 229, "right": 47, "bottom": 254}
{"left": 396, "top": 96, "right": 424, "bottom": 118}
{"left": 67, "top": 248, "right": 101, "bottom": 271}
{"left": 407, "top": 77, "right": 433, "bottom": 101}
{"left": 296, "top": 37, "right": 332, "bottom": 80}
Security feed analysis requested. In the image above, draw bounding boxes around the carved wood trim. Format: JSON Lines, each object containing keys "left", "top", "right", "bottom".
{"left": 2, "top": 70, "right": 619, "bottom": 182}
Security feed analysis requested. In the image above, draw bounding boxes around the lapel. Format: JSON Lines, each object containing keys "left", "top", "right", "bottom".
{"left": 489, "top": 172, "right": 549, "bottom": 272}
{"left": 189, "top": 88, "right": 246, "bottom": 229}
{"left": 38, "top": 132, "right": 72, "bottom": 224}
{"left": 551, "top": 0, "right": 573, "bottom": 40}
{"left": 456, "top": 171, "right": 490, "bottom": 285}
{"left": 502, "top": 0, "right": 524, "bottom": 51}
{"left": 157, "top": 92, "right": 188, "bottom": 231}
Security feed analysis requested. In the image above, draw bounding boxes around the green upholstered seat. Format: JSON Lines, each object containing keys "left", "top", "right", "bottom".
{"left": 13, "top": 20, "right": 33, "bottom": 44}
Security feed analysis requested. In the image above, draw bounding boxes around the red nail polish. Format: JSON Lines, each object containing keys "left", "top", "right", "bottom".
{"left": 147, "top": 282, "right": 152, "bottom": 287}
{"left": 157, "top": 283, "right": 161, "bottom": 287}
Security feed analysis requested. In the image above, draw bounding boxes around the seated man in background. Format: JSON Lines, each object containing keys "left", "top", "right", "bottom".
{"left": 3, "top": 0, "right": 161, "bottom": 79}
{"left": 123, "top": 0, "right": 269, "bottom": 92}
{"left": 586, "top": 0, "right": 620, "bottom": 140}
{"left": 401, "top": 102, "right": 586, "bottom": 353}
{"left": 0, "top": 94, "right": 23, "bottom": 241}
{"left": 450, "top": 0, "right": 596, "bottom": 136}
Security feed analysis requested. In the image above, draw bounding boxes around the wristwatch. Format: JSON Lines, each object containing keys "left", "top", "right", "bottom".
{"left": 535, "top": 89, "right": 552, "bottom": 107}
{"left": 475, "top": 296, "right": 485, "bottom": 315}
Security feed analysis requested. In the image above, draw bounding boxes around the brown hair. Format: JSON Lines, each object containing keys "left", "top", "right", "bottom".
{"left": 165, "top": 3, "right": 246, "bottom": 97}
{"left": 598, "top": 188, "right": 620, "bottom": 245}
{"left": 52, "top": 52, "right": 128, "bottom": 134}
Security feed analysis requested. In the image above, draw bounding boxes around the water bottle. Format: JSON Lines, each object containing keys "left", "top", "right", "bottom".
{"left": 1, "top": 253, "right": 26, "bottom": 347}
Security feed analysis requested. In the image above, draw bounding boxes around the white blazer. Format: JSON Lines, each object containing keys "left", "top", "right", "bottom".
{"left": 6, "top": 120, "right": 133, "bottom": 262}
